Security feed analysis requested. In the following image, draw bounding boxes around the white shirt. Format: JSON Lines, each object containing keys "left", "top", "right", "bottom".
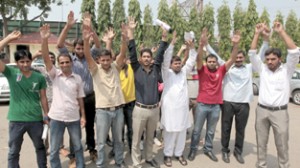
{"left": 48, "top": 66, "right": 85, "bottom": 122}
{"left": 249, "top": 47, "right": 300, "bottom": 107}
{"left": 160, "top": 45, "right": 197, "bottom": 132}
{"left": 223, "top": 64, "right": 253, "bottom": 103}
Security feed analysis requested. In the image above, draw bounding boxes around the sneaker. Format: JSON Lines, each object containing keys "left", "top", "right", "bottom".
{"left": 68, "top": 158, "right": 76, "bottom": 168}
{"left": 154, "top": 138, "right": 162, "bottom": 147}
{"left": 140, "top": 140, "right": 144, "bottom": 150}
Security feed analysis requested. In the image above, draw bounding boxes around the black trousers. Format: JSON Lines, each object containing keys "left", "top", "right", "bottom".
{"left": 84, "top": 92, "right": 96, "bottom": 151}
{"left": 221, "top": 101, "right": 249, "bottom": 154}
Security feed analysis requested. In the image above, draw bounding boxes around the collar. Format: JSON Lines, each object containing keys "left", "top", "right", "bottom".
{"left": 232, "top": 64, "right": 246, "bottom": 68}
{"left": 57, "top": 70, "right": 75, "bottom": 78}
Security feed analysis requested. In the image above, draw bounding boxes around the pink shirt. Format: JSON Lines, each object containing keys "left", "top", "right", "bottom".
{"left": 197, "top": 65, "right": 226, "bottom": 104}
{"left": 48, "top": 67, "right": 85, "bottom": 122}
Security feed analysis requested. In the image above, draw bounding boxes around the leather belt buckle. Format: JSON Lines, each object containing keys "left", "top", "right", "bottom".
{"left": 110, "top": 107, "right": 116, "bottom": 111}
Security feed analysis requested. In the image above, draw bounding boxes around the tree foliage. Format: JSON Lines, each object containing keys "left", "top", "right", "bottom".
{"left": 240, "top": 0, "right": 258, "bottom": 52}
{"left": 259, "top": 8, "right": 270, "bottom": 27}
{"left": 97, "top": 0, "right": 111, "bottom": 37}
{"left": 188, "top": 7, "right": 202, "bottom": 40}
{"left": 156, "top": 0, "right": 170, "bottom": 43}
{"left": 217, "top": 1, "right": 232, "bottom": 59}
{"left": 128, "top": 0, "right": 142, "bottom": 47}
{"left": 285, "top": 10, "right": 298, "bottom": 46}
{"left": 201, "top": 3, "right": 215, "bottom": 44}
{"left": 271, "top": 12, "right": 287, "bottom": 61}
{"left": 81, "top": 0, "right": 97, "bottom": 30}
{"left": 112, "top": 0, "right": 126, "bottom": 51}
{"left": 142, "top": 4, "right": 156, "bottom": 48}
{"left": 233, "top": 0, "right": 245, "bottom": 31}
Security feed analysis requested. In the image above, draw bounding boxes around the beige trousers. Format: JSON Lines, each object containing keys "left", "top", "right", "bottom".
{"left": 131, "top": 105, "right": 160, "bottom": 168}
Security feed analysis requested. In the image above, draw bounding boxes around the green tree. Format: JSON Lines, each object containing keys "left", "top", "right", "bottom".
{"left": 217, "top": 1, "right": 232, "bottom": 59}
{"left": 188, "top": 7, "right": 202, "bottom": 39}
{"left": 97, "top": 0, "right": 111, "bottom": 37}
{"left": 233, "top": 0, "right": 245, "bottom": 31}
{"left": 258, "top": 8, "right": 270, "bottom": 27}
{"left": 295, "top": 19, "right": 300, "bottom": 46}
{"left": 0, "top": 0, "right": 75, "bottom": 57}
{"left": 81, "top": 0, "right": 97, "bottom": 30}
{"left": 112, "top": 0, "right": 126, "bottom": 51}
{"left": 156, "top": 0, "right": 170, "bottom": 43}
{"left": 201, "top": 3, "right": 215, "bottom": 44}
{"left": 240, "top": 0, "right": 258, "bottom": 52}
{"left": 142, "top": 4, "right": 156, "bottom": 48}
{"left": 285, "top": 10, "right": 298, "bottom": 45}
{"left": 271, "top": 12, "right": 287, "bottom": 61}
{"left": 128, "top": 0, "right": 142, "bottom": 47}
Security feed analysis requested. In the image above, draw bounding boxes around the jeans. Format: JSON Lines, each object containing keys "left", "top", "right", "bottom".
{"left": 84, "top": 93, "right": 96, "bottom": 151}
{"left": 190, "top": 103, "right": 221, "bottom": 152}
{"left": 49, "top": 119, "right": 84, "bottom": 168}
{"left": 95, "top": 108, "right": 124, "bottom": 168}
{"left": 221, "top": 101, "right": 249, "bottom": 154}
{"left": 123, "top": 101, "right": 135, "bottom": 152}
{"left": 8, "top": 121, "right": 47, "bottom": 168}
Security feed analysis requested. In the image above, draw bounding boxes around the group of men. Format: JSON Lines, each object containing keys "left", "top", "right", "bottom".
{"left": 0, "top": 10, "right": 299, "bottom": 168}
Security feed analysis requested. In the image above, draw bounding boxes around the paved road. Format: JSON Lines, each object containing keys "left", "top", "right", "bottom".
{"left": 0, "top": 96, "right": 299, "bottom": 168}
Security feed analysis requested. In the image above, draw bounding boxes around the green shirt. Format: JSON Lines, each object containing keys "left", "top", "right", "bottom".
{"left": 3, "top": 65, "right": 47, "bottom": 121}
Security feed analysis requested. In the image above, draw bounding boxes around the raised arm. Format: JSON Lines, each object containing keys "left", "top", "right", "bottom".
{"left": 116, "top": 23, "right": 128, "bottom": 69}
{"left": 225, "top": 31, "right": 241, "bottom": 71}
{"left": 57, "top": 11, "right": 77, "bottom": 48}
{"left": 127, "top": 16, "right": 139, "bottom": 70}
{"left": 40, "top": 24, "right": 53, "bottom": 72}
{"left": 102, "top": 27, "right": 115, "bottom": 51}
{"left": 162, "top": 31, "right": 177, "bottom": 73}
{"left": 249, "top": 23, "right": 265, "bottom": 73}
{"left": 153, "top": 27, "right": 169, "bottom": 66}
{"left": 82, "top": 13, "right": 97, "bottom": 71}
{"left": 197, "top": 28, "right": 207, "bottom": 70}
{"left": 0, "top": 31, "right": 21, "bottom": 72}
{"left": 184, "top": 40, "right": 197, "bottom": 74}
{"left": 181, "top": 45, "right": 189, "bottom": 66}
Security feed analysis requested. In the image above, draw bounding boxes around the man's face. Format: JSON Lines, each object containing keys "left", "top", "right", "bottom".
{"left": 206, "top": 57, "right": 218, "bottom": 70}
{"left": 99, "top": 55, "right": 112, "bottom": 70}
{"left": 266, "top": 53, "right": 281, "bottom": 71}
{"left": 16, "top": 57, "right": 32, "bottom": 72}
{"left": 49, "top": 54, "right": 56, "bottom": 65}
{"left": 140, "top": 52, "right": 152, "bottom": 67}
{"left": 235, "top": 53, "right": 245, "bottom": 67}
{"left": 74, "top": 44, "right": 84, "bottom": 58}
{"left": 171, "top": 60, "right": 182, "bottom": 73}
{"left": 58, "top": 56, "right": 72, "bottom": 74}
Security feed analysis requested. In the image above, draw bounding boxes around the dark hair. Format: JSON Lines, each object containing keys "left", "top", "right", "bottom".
{"left": 237, "top": 50, "right": 246, "bottom": 57}
{"left": 140, "top": 48, "right": 153, "bottom": 57}
{"left": 14, "top": 50, "right": 32, "bottom": 61}
{"left": 98, "top": 49, "right": 112, "bottom": 58}
{"left": 265, "top": 48, "right": 282, "bottom": 58}
{"left": 205, "top": 53, "right": 218, "bottom": 62}
{"left": 49, "top": 51, "right": 56, "bottom": 57}
{"left": 171, "top": 56, "right": 181, "bottom": 64}
{"left": 57, "top": 53, "right": 73, "bottom": 63}
{"left": 73, "top": 38, "right": 84, "bottom": 47}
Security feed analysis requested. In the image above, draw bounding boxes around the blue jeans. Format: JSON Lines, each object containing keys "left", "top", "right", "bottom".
{"left": 95, "top": 108, "right": 124, "bottom": 168}
{"left": 49, "top": 119, "right": 84, "bottom": 168}
{"left": 190, "top": 103, "right": 221, "bottom": 152}
{"left": 8, "top": 121, "right": 47, "bottom": 168}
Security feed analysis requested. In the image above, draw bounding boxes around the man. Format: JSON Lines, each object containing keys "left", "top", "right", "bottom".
{"left": 40, "top": 24, "right": 86, "bottom": 168}
{"left": 82, "top": 13, "right": 127, "bottom": 168}
{"left": 56, "top": 11, "right": 101, "bottom": 163}
{"left": 0, "top": 31, "right": 48, "bottom": 168}
{"left": 128, "top": 17, "right": 169, "bottom": 168}
{"left": 160, "top": 31, "right": 197, "bottom": 167}
{"left": 249, "top": 22, "right": 300, "bottom": 168}
{"left": 188, "top": 28, "right": 240, "bottom": 162}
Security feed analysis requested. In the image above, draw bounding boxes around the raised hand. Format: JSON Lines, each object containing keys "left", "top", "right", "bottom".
{"left": 200, "top": 28, "right": 209, "bottom": 46}
{"left": 262, "top": 23, "right": 271, "bottom": 41}
{"left": 255, "top": 23, "right": 265, "bottom": 34}
{"left": 273, "top": 21, "right": 284, "bottom": 33}
{"left": 186, "top": 40, "right": 195, "bottom": 49}
{"left": 171, "top": 31, "right": 177, "bottom": 45}
{"left": 102, "top": 27, "right": 115, "bottom": 42}
{"left": 82, "top": 25, "right": 93, "bottom": 41}
{"left": 7, "top": 30, "right": 21, "bottom": 41}
{"left": 128, "top": 16, "right": 137, "bottom": 31}
{"left": 67, "top": 11, "right": 77, "bottom": 28}
{"left": 82, "top": 12, "right": 92, "bottom": 28}
{"left": 232, "top": 30, "right": 241, "bottom": 45}
{"left": 40, "top": 24, "right": 51, "bottom": 39}
{"left": 151, "top": 46, "right": 157, "bottom": 53}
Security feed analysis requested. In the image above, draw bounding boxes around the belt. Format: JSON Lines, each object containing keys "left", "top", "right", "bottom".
{"left": 98, "top": 105, "right": 123, "bottom": 111}
{"left": 135, "top": 102, "right": 159, "bottom": 109}
{"left": 258, "top": 103, "right": 287, "bottom": 111}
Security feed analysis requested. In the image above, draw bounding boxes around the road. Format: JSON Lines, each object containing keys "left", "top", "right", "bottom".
{"left": 0, "top": 96, "right": 299, "bottom": 168}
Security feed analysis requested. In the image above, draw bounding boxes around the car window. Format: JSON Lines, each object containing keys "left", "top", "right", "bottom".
{"left": 292, "top": 72, "right": 300, "bottom": 79}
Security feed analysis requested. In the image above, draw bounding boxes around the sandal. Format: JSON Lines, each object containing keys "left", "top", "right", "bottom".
{"left": 164, "top": 156, "right": 172, "bottom": 167}
{"left": 176, "top": 155, "right": 188, "bottom": 166}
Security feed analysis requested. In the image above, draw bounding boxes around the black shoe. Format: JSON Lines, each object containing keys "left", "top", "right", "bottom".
{"left": 145, "top": 159, "right": 160, "bottom": 168}
{"left": 234, "top": 152, "right": 245, "bottom": 164}
{"left": 204, "top": 151, "right": 218, "bottom": 162}
{"left": 115, "top": 162, "right": 127, "bottom": 168}
{"left": 187, "top": 150, "right": 196, "bottom": 161}
{"left": 222, "top": 152, "right": 230, "bottom": 163}
{"left": 108, "top": 149, "right": 115, "bottom": 159}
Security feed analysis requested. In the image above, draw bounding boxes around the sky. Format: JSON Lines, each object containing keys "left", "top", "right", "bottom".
{"left": 26, "top": 0, "right": 300, "bottom": 25}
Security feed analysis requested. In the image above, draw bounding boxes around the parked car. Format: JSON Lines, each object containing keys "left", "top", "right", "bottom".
{"left": 0, "top": 63, "right": 45, "bottom": 102}
{"left": 252, "top": 69, "right": 300, "bottom": 105}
